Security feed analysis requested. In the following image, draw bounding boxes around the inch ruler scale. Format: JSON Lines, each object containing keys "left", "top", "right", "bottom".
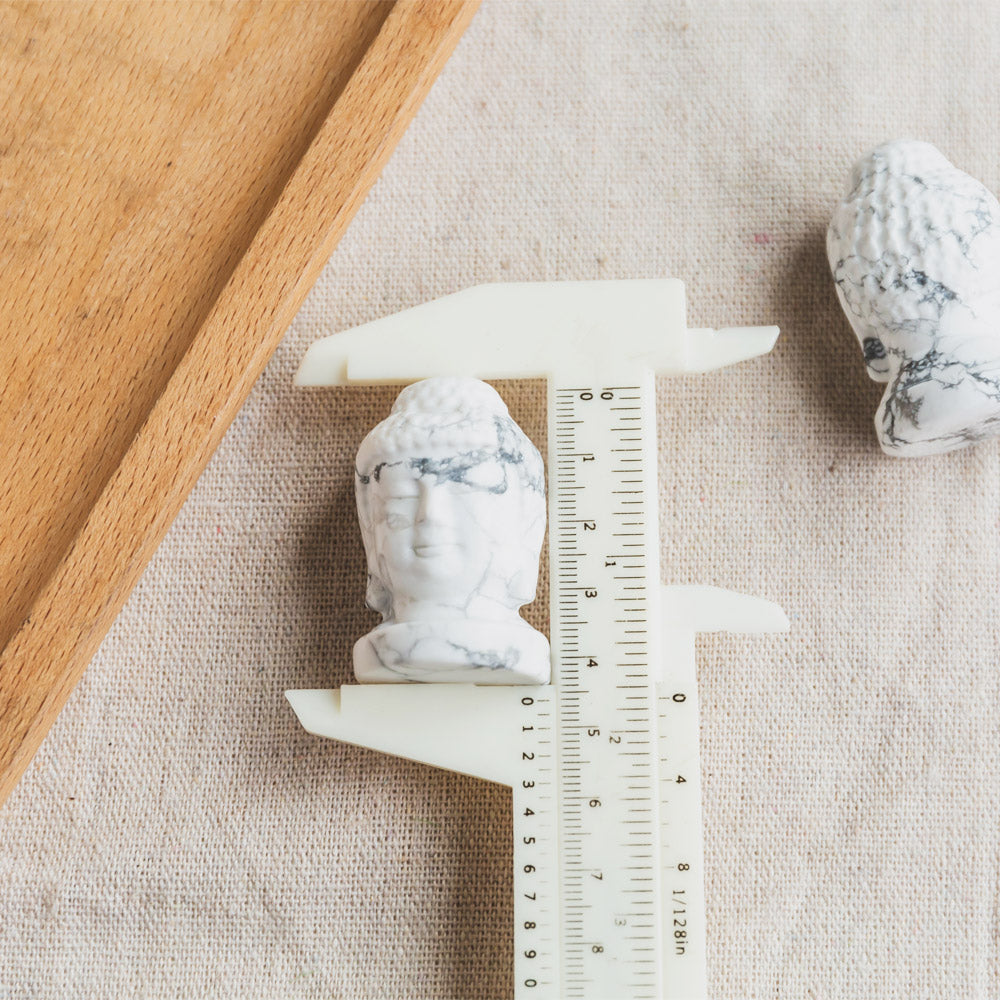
{"left": 287, "top": 280, "right": 788, "bottom": 1000}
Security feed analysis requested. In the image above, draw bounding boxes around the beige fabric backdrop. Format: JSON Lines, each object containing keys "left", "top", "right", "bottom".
{"left": 2, "top": 1, "right": 998, "bottom": 997}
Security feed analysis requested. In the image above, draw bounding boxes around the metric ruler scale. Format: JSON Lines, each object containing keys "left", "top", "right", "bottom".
{"left": 513, "top": 370, "right": 692, "bottom": 1000}
{"left": 286, "top": 279, "right": 787, "bottom": 1000}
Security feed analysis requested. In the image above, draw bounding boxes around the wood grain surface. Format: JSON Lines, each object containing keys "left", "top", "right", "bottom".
{"left": 0, "top": 0, "right": 478, "bottom": 805}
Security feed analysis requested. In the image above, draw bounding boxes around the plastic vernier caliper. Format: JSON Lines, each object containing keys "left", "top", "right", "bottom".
{"left": 287, "top": 280, "right": 789, "bottom": 1000}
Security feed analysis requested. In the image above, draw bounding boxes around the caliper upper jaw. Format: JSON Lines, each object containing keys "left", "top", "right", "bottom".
{"left": 293, "top": 279, "right": 779, "bottom": 386}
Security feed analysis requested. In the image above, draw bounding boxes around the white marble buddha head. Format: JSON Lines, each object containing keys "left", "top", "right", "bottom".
{"left": 353, "top": 377, "right": 549, "bottom": 684}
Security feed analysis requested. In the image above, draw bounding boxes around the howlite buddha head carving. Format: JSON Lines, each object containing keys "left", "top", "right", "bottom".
{"left": 353, "top": 377, "right": 549, "bottom": 684}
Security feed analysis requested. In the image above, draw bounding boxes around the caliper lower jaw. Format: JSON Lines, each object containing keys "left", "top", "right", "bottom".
{"left": 285, "top": 585, "right": 788, "bottom": 786}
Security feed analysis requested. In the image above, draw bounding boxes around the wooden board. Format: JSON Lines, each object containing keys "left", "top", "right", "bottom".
{"left": 0, "top": 0, "right": 478, "bottom": 805}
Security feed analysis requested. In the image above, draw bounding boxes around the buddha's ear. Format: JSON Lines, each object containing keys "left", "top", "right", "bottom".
{"left": 365, "top": 572, "right": 393, "bottom": 619}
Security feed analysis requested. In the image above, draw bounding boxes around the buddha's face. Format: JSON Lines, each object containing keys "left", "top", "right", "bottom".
{"left": 354, "top": 377, "right": 546, "bottom": 622}
{"left": 359, "top": 451, "right": 543, "bottom": 620}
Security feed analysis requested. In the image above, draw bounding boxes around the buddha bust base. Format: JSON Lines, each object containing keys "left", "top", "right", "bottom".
{"left": 354, "top": 619, "right": 550, "bottom": 685}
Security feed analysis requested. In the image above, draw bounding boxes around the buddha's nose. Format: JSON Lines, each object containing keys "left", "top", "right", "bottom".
{"left": 415, "top": 480, "right": 449, "bottom": 525}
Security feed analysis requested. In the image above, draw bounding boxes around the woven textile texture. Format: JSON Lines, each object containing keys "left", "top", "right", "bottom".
{"left": 2, "top": 1, "right": 999, "bottom": 997}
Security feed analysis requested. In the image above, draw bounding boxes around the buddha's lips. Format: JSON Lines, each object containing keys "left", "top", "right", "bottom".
{"left": 413, "top": 541, "right": 457, "bottom": 557}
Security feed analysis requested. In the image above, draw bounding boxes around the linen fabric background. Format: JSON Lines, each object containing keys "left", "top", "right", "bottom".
{"left": 2, "top": 1, "right": 998, "bottom": 997}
